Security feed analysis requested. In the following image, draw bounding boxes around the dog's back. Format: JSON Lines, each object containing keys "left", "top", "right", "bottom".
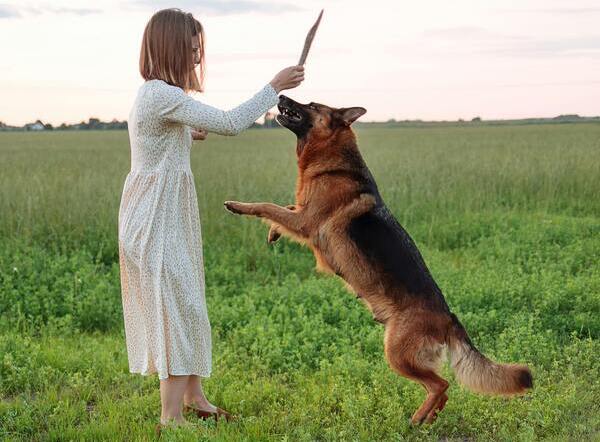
{"left": 348, "top": 203, "right": 450, "bottom": 313}
{"left": 314, "top": 142, "right": 451, "bottom": 315}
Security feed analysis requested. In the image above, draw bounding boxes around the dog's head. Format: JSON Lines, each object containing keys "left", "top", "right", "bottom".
{"left": 276, "top": 95, "right": 366, "bottom": 146}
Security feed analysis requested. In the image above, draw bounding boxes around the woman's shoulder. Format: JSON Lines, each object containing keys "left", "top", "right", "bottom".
{"left": 143, "top": 79, "right": 185, "bottom": 95}
{"left": 137, "top": 79, "right": 187, "bottom": 107}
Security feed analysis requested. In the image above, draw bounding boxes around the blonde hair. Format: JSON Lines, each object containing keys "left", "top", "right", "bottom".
{"left": 139, "top": 8, "right": 205, "bottom": 92}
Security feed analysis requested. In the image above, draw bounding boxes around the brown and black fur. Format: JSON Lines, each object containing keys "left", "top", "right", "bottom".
{"left": 224, "top": 95, "right": 533, "bottom": 424}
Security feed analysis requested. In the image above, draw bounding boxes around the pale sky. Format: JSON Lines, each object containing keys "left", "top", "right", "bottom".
{"left": 1, "top": 0, "right": 599, "bottom": 125}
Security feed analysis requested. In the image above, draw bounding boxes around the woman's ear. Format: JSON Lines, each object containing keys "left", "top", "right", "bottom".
{"left": 339, "top": 107, "right": 367, "bottom": 126}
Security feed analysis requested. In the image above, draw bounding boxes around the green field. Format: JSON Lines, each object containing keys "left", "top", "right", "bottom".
{"left": 1, "top": 125, "right": 599, "bottom": 441}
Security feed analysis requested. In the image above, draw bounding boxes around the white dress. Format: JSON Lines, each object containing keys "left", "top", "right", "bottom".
{"left": 118, "top": 79, "right": 278, "bottom": 380}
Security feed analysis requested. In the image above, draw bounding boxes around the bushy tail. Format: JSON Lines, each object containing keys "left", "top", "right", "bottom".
{"left": 447, "top": 314, "right": 533, "bottom": 395}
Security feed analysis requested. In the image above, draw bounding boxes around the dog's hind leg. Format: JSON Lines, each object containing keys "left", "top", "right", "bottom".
{"left": 384, "top": 313, "right": 449, "bottom": 425}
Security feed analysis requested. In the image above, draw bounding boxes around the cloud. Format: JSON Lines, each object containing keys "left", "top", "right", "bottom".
{"left": 423, "top": 26, "right": 526, "bottom": 41}
{"left": 0, "top": 4, "right": 20, "bottom": 18}
{"left": 45, "top": 7, "right": 100, "bottom": 15}
{"left": 501, "top": 7, "right": 600, "bottom": 15}
{"left": 132, "top": 0, "right": 303, "bottom": 15}
{"left": 0, "top": 3, "right": 100, "bottom": 18}
{"left": 420, "top": 26, "right": 600, "bottom": 59}
{"left": 488, "top": 36, "right": 600, "bottom": 58}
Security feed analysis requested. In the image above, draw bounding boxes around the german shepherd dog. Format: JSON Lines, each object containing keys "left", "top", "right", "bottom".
{"left": 224, "top": 95, "right": 533, "bottom": 424}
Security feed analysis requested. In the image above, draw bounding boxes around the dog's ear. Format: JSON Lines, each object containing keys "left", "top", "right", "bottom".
{"left": 338, "top": 107, "right": 367, "bottom": 126}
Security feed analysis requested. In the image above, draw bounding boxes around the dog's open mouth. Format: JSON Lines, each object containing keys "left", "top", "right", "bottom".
{"left": 277, "top": 104, "right": 302, "bottom": 124}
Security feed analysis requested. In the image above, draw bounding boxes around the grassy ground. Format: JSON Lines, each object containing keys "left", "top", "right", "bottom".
{"left": 0, "top": 125, "right": 599, "bottom": 441}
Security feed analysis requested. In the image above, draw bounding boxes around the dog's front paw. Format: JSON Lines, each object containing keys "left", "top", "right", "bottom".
{"left": 224, "top": 201, "right": 250, "bottom": 215}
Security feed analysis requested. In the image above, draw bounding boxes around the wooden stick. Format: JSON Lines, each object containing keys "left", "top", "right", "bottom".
{"left": 298, "top": 9, "right": 324, "bottom": 66}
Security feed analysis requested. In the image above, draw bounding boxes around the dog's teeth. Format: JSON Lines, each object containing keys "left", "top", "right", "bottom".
{"left": 280, "top": 107, "right": 301, "bottom": 121}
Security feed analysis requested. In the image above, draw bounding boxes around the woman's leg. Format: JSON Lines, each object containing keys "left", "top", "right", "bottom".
{"left": 183, "top": 375, "right": 216, "bottom": 412}
{"left": 160, "top": 375, "right": 190, "bottom": 424}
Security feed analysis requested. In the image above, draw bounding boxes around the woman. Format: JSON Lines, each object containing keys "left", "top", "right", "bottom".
{"left": 117, "top": 8, "right": 304, "bottom": 431}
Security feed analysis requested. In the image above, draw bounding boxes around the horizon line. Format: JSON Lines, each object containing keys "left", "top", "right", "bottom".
{"left": 2, "top": 113, "right": 600, "bottom": 128}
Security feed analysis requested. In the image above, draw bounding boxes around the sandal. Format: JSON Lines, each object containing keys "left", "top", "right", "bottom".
{"left": 183, "top": 404, "right": 235, "bottom": 422}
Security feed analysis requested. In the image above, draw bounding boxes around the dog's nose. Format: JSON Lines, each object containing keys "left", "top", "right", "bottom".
{"left": 278, "top": 95, "right": 288, "bottom": 102}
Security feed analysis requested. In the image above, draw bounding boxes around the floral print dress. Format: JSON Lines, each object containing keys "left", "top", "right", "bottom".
{"left": 118, "top": 79, "right": 278, "bottom": 379}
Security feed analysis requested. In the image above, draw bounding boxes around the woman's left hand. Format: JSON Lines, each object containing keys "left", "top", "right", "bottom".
{"left": 191, "top": 129, "right": 207, "bottom": 141}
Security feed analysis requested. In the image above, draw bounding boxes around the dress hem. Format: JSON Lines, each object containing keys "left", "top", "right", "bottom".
{"left": 130, "top": 369, "right": 212, "bottom": 380}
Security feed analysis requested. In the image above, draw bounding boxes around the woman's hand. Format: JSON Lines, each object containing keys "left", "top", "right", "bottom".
{"left": 270, "top": 65, "right": 305, "bottom": 93}
{"left": 191, "top": 129, "right": 207, "bottom": 141}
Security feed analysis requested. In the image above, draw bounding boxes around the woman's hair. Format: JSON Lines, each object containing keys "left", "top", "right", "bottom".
{"left": 139, "top": 8, "right": 205, "bottom": 92}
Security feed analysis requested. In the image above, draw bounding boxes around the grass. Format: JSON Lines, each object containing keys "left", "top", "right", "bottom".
{"left": 0, "top": 125, "right": 599, "bottom": 441}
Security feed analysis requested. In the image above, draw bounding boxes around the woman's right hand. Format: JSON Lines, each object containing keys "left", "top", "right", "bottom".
{"left": 270, "top": 65, "right": 305, "bottom": 93}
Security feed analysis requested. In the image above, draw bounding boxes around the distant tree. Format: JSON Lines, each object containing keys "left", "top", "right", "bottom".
{"left": 471, "top": 116, "right": 482, "bottom": 122}
{"left": 88, "top": 118, "right": 101, "bottom": 129}
{"left": 263, "top": 111, "right": 277, "bottom": 128}
{"left": 44, "top": 123, "right": 54, "bottom": 130}
{"left": 109, "top": 119, "right": 127, "bottom": 130}
{"left": 553, "top": 114, "right": 581, "bottom": 121}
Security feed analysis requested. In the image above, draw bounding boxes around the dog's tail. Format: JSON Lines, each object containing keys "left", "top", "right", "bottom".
{"left": 446, "top": 313, "right": 532, "bottom": 395}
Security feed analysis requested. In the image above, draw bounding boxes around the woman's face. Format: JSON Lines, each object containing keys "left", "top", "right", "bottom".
{"left": 191, "top": 36, "right": 201, "bottom": 67}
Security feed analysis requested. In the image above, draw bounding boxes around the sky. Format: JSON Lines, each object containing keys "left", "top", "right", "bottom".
{"left": 0, "top": 0, "right": 599, "bottom": 125}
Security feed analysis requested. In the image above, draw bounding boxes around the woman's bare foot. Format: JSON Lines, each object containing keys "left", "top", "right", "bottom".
{"left": 183, "top": 394, "right": 217, "bottom": 412}
{"left": 183, "top": 376, "right": 216, "bottom": 412}
{"left": 159, "top": 375, "right": 190, "bottom": 425}
{"left": 183, "top": 399, "right": 235, "bottom": 422}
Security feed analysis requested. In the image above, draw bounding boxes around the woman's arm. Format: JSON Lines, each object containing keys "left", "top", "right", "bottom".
{"left": 158, "top": 66, "right": 304, "bottom": 136}
{"left": 159, "top": 83, "right": 277, "bottom": 136}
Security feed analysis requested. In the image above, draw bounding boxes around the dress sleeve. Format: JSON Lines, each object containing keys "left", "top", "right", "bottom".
{"left": 158, "top": 82, "right": 279, "bottom": 136}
